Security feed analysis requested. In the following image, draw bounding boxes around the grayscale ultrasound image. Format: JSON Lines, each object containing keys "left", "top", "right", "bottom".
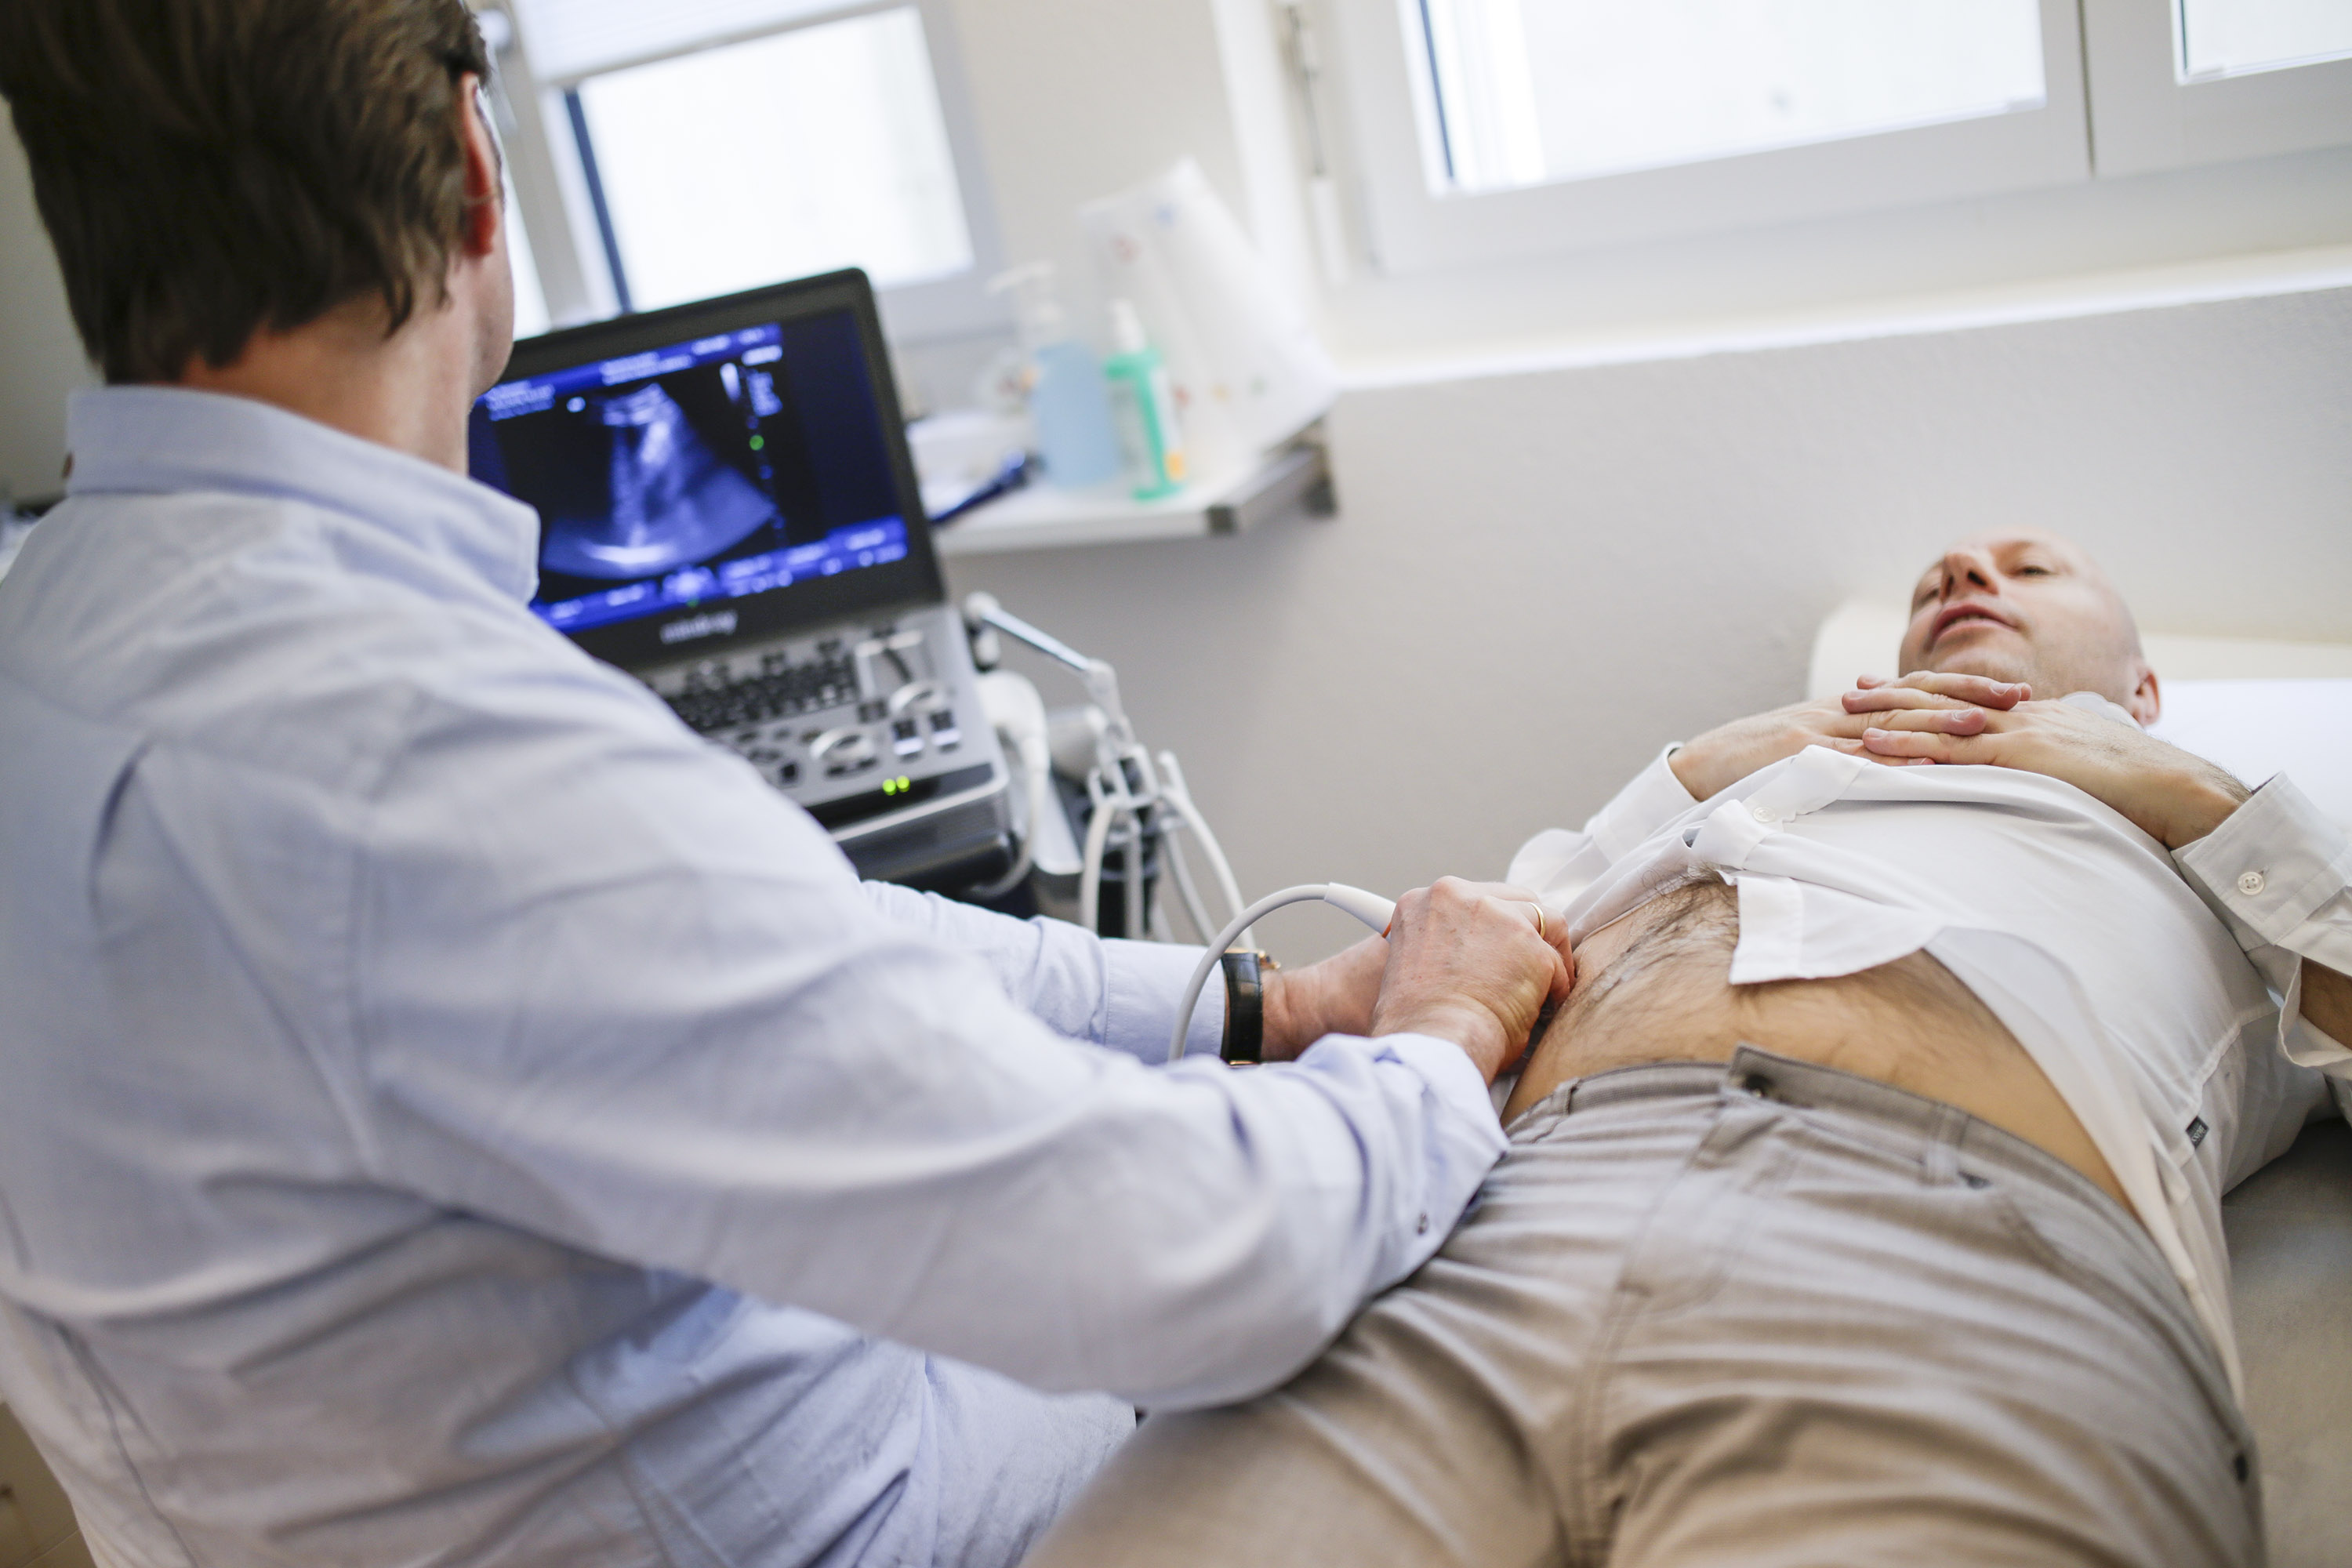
{"left": 540, "top": 383, "right": 776, "bottom": 580}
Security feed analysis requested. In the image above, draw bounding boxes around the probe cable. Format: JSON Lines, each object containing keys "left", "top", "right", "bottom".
{"left": 1168, "top": 884, "right": 1397, "bottom": 1063}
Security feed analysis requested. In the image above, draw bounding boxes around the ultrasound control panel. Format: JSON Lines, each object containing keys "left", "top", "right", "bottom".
{"left": 638, "top": 602, "right": 1011, "bottom": 887}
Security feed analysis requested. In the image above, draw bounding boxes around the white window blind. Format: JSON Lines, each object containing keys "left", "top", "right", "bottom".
{"left": 506, "top": 0, "right": 849, "bottom": 82}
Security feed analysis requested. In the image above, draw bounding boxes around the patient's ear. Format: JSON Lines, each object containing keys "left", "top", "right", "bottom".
{"left": 2126, "top": 663, "right": 2161, "bottom": 728}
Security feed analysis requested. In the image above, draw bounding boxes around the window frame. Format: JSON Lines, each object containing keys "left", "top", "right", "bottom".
{"left": 2082, "top": 0, "right": 2352, "bottom": 176}
{"left": 479, "top": 0, "right": 1007, "bottom": 342}
{"left": 1321, "top": 0, "right": 2094, "bottom": 275}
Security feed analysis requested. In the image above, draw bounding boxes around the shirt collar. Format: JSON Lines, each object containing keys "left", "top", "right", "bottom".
{"left": 64, "top": 386, "right": 541, "bottom": 604}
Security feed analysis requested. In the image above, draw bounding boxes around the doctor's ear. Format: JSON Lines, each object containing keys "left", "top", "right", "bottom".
{"left": 2127, "top": 664, "right": 2161, "bottom": 728}
{"left": 459, "top": 76, "right": 504, "bottom": 258}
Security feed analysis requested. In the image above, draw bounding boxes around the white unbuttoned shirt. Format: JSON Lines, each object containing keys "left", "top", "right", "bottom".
{"left": 1509, "top": 732, "right": 2352, "bottom": 1392}
{"left": 0, "top": 387, "right": 1505, "bottom": 1568}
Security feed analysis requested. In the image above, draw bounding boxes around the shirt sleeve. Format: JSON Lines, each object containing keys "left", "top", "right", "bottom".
{"left": 856, "top": 880, "right": 1224, "bottom": 1065}
{"left": 1506, "top": 745, "right": 1699, "bottom": 906}
{"left": 2172, "top": 774, "right": 2352, "bottom": 1103}
{"left": 349, "top": 654, "right": 1503, "bottom": 1410}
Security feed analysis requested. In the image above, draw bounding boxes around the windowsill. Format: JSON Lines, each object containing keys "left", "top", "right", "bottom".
{"left": 1332, "top": 240, "right": 2352, "bottom": 392}
{"left": 1241, "top": 125, "right": 2352, "bottom": 387}
{"left": 933, "top": 441, "right": 1330, "bottom": 556}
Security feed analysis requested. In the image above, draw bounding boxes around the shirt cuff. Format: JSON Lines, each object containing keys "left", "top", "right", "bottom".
{"left": 1584, "top": 745, "right": 1703, "bottom": 862}
{"left": 1372, "top": 1030, "right": 1508, "bottom": 1146}
{"left": 2173, "top": 772, "right": 2352, "bottom": 972}
{"left": 1302, "top": 1029, "right": 1508, "bottom": 1282}
{"left": 1100, "top": 938, "right": 1225, "bottom": 1067}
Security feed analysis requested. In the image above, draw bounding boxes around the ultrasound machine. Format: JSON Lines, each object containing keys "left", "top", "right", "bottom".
{"left": 469, "top": 270, "right": 1014, "bottom": 891}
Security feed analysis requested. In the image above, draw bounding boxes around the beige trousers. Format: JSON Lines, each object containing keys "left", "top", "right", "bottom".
{"left": 1025, "top": 1048, "right": 2261, "bottom": 1568}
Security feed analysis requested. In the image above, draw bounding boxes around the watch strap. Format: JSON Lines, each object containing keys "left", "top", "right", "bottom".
{"left": 1219, "top": 948, "right": 1266, "bottom": 1065}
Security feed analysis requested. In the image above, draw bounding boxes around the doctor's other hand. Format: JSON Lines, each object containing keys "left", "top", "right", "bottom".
{"left": 1367, "top": 879, "right": 1576, "bottom": 1084}
{"left": 1668, "top": 673, "right": 2027, "bottom": 800}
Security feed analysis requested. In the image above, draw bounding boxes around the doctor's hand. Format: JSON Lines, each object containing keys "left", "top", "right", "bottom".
{"left": 1668, "top": 673, "right": 2027, "bottom": 800}
{"left": 1857, "top": 695, "right": 2249, "bottom": 850}
{"left": 1261, "top": 935, "right": 1388, "bottom": 1062}
{"left": 1365, "top": 879, "right": 1577, "bottom": 1083}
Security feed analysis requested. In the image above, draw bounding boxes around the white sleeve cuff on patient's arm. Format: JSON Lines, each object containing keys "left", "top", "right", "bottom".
{"left": 1584, "top": 746, "right": 1704, "bottom": 862}
{"left": 1507, "top": 747, "right": 1701, "bottom": 906}
{"left": 2174, "top": 773, "right": 2352, "bottom": 1078}
{"left": 2173, "top": 773, "right": 2352, "bottom": 973}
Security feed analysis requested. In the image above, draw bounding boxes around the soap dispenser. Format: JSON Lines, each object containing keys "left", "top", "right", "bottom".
{"left": 987, "top": 263, "right": 1123, "bottom": 490}
{"left": 1103, "top": 298, "right": 1187, "bottom": 500}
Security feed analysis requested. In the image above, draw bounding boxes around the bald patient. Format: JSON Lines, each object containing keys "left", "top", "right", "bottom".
{"left": 1026, "top": 531, "right": 2352, "bottom": 1568}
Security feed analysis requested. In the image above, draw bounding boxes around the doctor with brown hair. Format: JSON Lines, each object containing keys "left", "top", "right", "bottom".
{"left": 0, "top": 4, "right": 1573, "bottom": 1564}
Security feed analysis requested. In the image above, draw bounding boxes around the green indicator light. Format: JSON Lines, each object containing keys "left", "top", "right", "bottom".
{"left": 749, "top": 435, "right": 765, "bottom": 451}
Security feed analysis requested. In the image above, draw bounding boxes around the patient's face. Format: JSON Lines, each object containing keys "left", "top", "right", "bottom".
{"left": 1896, "top": 529, "right": 2155, "bottom": 719}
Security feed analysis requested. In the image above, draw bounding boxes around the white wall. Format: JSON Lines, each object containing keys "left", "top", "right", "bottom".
{"left": 941, "top": 0, "right": 1250, "bottom": 352}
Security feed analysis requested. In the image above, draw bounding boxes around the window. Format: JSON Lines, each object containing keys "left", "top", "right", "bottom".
{"left": 1315, "top": 0, "right": 2352, "bottom": 273}
{"left": 1329, "top": 0, "right": 2090, "bottom": 271}
{"left": 1418, "top": 0, "right": 2049, "bottom": 194}
{"left": 483, "top": 0, "right": 999, "bottom": 337}
{"left": 2083, "top": 0, "right": 2352, "bottom": 174}
{"left": 568, "top": 9, "right": 971, "bottom": 313}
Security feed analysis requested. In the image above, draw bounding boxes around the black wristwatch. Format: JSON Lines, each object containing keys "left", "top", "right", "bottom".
{"left": 1218, "top": 949, "right": 1275, "bottom": 1065}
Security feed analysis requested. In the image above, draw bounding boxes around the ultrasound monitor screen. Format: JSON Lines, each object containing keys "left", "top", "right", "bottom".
{"left": 468, "top": 306, "right": 909, "bottom": 641}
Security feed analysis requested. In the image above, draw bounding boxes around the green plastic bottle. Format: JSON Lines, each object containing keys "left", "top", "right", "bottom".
{"left": 1102, "top": 299, "right": 1187, "bottom": 500}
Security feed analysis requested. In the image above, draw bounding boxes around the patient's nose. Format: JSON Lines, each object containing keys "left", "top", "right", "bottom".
{"left": 1940, "top": 546, "right": 1997, "bottom": 600}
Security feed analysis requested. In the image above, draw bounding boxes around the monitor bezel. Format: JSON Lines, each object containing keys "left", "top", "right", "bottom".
{"left": 488, "top": 268, "right": 943, "bottom": 670}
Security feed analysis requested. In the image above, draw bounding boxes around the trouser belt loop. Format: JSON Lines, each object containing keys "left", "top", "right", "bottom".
{"left": 1922, "top": 1104, "right": 1964, "bottom": 1187}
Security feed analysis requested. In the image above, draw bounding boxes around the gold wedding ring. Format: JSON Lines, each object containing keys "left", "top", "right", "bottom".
{"left": 1521, "top": 902, "right": 1548, "bottom": 941}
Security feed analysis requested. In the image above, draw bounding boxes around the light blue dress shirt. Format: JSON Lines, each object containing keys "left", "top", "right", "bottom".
{"left": 0, "top": 387, "right": 1505, "bottom": 1567}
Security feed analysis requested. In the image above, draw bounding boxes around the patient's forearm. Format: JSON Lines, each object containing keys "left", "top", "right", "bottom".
{"left": 2303, "top": 958, "right": 2352, "bottom": 1053}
